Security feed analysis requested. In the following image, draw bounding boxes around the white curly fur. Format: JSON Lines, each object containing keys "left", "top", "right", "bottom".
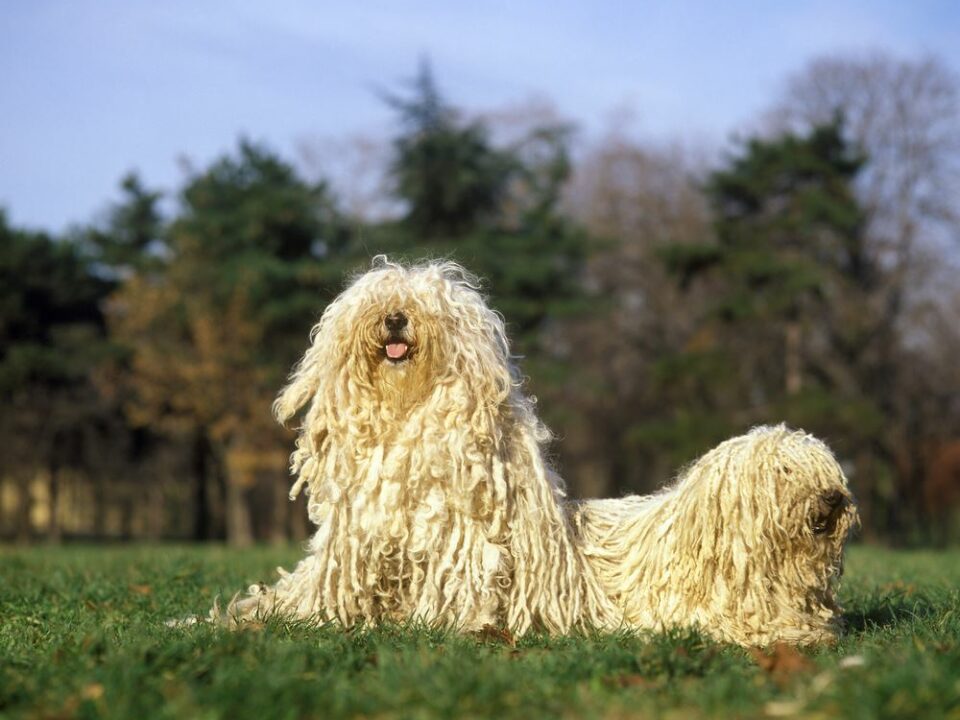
{"left": 571, "top": 425, "right": 858, "bottom": 646}
{"left": 216, "top": 258, "right": 858, "bottom": 646}
{"left": 220, "top": 257, "right": 620, "bottom": 633}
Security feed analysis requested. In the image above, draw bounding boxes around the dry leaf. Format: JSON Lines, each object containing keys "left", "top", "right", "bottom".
{"left": 764, "top": 699, "right": 805, "bottom": 716}
{"left": 750, "top": 643, "right": 814, "bottom": 685}
{"left": 605, "top": 674, "right": 658, "bottom": 689}
{"left": 473, "top": 624, "right": 516, "bottom": 646}
{"left": 129, "top": 584, "right": 152, "bottom": 596}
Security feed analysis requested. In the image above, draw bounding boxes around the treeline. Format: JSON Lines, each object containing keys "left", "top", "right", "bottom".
{"left": 2, "top": 53, "right": 959, "bottom": 545}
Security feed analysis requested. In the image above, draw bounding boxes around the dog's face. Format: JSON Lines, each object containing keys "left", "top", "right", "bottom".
{"left": 687, "top": 428, "right": 858, "bottom": 618}
{"left": 273, "top": 259, "right": 515, "bottom": 430}
{"left": 381, "top": 310, "right": 414, "bottom": 366}
{"left": 352, "top": 288, "right": 445, "bottom": 408}
{"left": 786, "top": 468, "right": 858, "bottom": 558}
{"left": 322, "top": 261, "right": 510, "bottom": 412}
{"left": 809, "top": 489, "right": 857, "bottom": 540}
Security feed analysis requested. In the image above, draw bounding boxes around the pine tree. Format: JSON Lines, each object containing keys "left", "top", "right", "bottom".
{"left": 0, "top": 212, "right": 113, "bottom": 541}
{"left": 645, "top": 120, "right": 879, "bottom": 466}
{"left": 108, "top": 141, "right": 347, "bottom": 544}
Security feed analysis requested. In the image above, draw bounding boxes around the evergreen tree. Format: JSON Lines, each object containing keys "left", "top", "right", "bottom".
{"left": 377, "top": 63, "right": 589, "bottom": 360}
{"left": 386, "top": 61, "right": 513, "bottom": 238}
{"left": 643, "top": 121, "right": 879, "bottom": 466}
{"left": 83, "top": 172, "right": 165, "bottom": 275}
{"left": 0, "top": 212, "right": 113, "bottom": 540}
{"left": 108, "top": 141, "right": 348, "bottom": 544}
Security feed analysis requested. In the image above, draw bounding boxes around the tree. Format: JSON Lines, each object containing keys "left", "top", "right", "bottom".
{"left": 386, "top": 61, "right": 513, "bottom": 239}
{"left": 770, "top": 52, "right": 960, "bottom": 271}
{"left": 563, "top": 135, "right": 714, "bottom": 496}
{"left": 655, "top": 122, "right": 892, "bottom": 522}
{"left": 83, "top": 172, "right": 165, "bottom": 275}
{"left": 377, "top": 64, "right": 590, "bottom": 354}
{"left": 0, "top": 212, "right": 113, "bottom": 541}
{"left": 768, "top": 52, "right": 960, "bottom": 539}
{"left": 108, "top": 141, "right": 348, "bottom": 545}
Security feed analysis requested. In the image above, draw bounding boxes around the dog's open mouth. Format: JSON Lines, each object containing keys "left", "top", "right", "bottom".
{"left": 384, "top": 339, "right": 410, "bottom": 363}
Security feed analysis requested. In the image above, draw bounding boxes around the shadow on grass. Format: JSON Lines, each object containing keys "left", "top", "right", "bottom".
{"left": 842, "top": 589, "right": 941, "bottom": 634}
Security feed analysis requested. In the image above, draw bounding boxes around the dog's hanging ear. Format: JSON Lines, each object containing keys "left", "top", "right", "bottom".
{"left": 273, "top": 325, "right": 324, "bottom": 425}
{"left": 440, "top": 270, "right": 516, "bottom": 407}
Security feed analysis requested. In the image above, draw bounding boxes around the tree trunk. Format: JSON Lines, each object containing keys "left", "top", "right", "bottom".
{"left": 217, "top": 441, "right": 254, "bottom": 547}
{"left": 785, "top": 320, "right": 802, "bottom": 396}
{"left": 225, "top": 478, "right": 254, "bottom": 547}
{"left": 192, "top": 430, "right": 213, "bottom": 541}
{"left": 853, "top": 450, "right": 876, "bottom": 542}
{"left": 92, "top": 474, "right": 107, "bottom": 537}
{"left": 289, "top": 492, "right": 310, "bottom": 542}
{"left": 14, "top": 476, "right": 32, "bottom": 544}
{"left": 271, "top": 474, "right": 289, "bottom": 545}
{"left": 146, "top": 477, "right": 165, "bottom": 541}
{"left": 48, "top": 464, "right": 62, "bottom": 544}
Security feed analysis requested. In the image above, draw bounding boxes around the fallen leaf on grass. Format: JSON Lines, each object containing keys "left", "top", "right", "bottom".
{"left": 880, "top": 581, "right": 916, "bottom": 596}
{"left": 473, "top": 624, "right": 516, "bottom": 646}
{"left": 128, "top": 584, "right": 152, "bottom": 596}
{"left": 605, "top": 674, "right": 659, "bottom": 690}
{"left": 750, "top": 643, "right": 814, "bottom": 685}
{"left": 81, "top": 683, "right": 104, "bottom": 701}
{"left": 507, "top": 646, "right": 550, "bottom": 660}
{"left": 764, "top": 699, "right": 805, "bottom": 716}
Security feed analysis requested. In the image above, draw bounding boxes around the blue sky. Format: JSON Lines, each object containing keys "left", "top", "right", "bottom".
{"left": 2, "top": 1, "right": 958, "bottom": 233}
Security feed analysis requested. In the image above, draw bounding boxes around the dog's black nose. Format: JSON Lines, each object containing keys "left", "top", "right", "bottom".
{"left": 384, "top": 312, "right": 408, "bottom": 333}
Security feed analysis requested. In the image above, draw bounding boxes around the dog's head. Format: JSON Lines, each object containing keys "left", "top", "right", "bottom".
{"left": 274, "top": 257, "right": 515, "bottom": 424}
{"left": 767, "top": 429, "right": 859, "bottom": 561}
{"left": 652, "top": 425, "right": 861, "bottom": 643}
{"left": 687, "top": 425, "right": 859, "bottom": 639}
{"left": 697, "top": 425, "right": 859, "bottom": 552}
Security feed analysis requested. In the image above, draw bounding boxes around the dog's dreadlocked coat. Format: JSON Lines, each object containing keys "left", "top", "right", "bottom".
{"left": 221, "top": 258, "right": 620, "bottom": 633}
{"left": 571, "top": 426, "right": 858, "bottom": 646}
{"left": 218, "top": 258, "right": 858, "bottom": 646}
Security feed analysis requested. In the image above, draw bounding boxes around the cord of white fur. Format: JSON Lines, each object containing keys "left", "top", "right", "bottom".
{"left": 570, "top": 425, "right": 857, "bottom": 646}
{"left": 220, "top": 258, "right": 621, "bottom": 633}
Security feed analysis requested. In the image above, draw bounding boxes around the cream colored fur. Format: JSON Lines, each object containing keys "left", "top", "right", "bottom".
{"left": 571, "top": 425, "right": 858, "bottom": 646}
{"left": 219, "top": 257, "right": 620, "bottom": 633}
{"left": 216, "top": 258, "right": 857, "bottom": 646}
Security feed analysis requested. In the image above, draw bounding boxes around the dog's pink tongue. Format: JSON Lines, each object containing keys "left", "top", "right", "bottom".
{"left": 386, "top": 342, "right": 408, "bottom": 359}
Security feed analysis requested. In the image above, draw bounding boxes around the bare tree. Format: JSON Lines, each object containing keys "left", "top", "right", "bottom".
{"left": 560, "top": 131, "right": 716, "bottom": 497}
{"left": 769, "top": 52, "right": 960, "bottom": 301}
{"left": 297, "top": 133, "right": 398, "bottom": 224}
{"left": 767, "top": 51, "right": 960, "bottom": 539}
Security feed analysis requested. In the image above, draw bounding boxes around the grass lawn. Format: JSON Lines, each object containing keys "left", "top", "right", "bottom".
{"left": 2, "top": 545, "right": 959, "bottom": 719}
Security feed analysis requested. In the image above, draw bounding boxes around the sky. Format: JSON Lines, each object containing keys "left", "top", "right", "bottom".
{"left": 2, "top": 0, "right": 959, "bottom": 233}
